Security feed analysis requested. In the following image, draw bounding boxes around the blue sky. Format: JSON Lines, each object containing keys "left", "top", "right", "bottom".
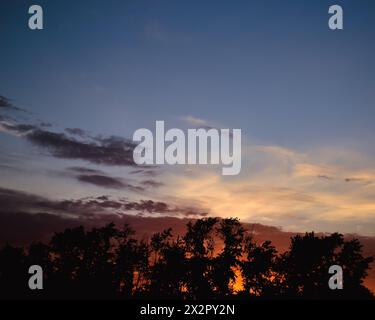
{"left": 1, "top": 0, "right": 375, "bottom": 235}
{"left": 1, "top": 0, "right": 374, "bottom": 146}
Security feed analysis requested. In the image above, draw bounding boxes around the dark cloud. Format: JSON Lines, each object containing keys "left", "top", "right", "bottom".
{"left": 64, "top": 167, "right": 145, "bottom": 191}
{"left": 0, "top": 95, "right": 26, "bottom": 112}
{"left": 78, "top": 174, "right": 125, "bottom": 189}
{"left": 26, "top": 129, "right": 137, "bottom": 166}
{"left": 65, "top": 127, "right": 87, "bottom": 137}
{"left": 0, "top": 121, "right": 141, "bottom": 167}
{"left": 0, "top": 95, "right": 18, "bottom": 110}
{"left": 0, "top": 164, "right": 29, "bottom": 173}
{"left": 0, "top": 187, "right": 120, "bottom": 218}
{"left": 123, "top": 200, "right": 169, "bottom": 213}
{"left": 0, "top": 186, "right": 208, "bottom": 244}
{"left": 316, "top": 174, "right": 372, "bottom": 185}
{"left": 0, "top": 122, "right": 38, "bottom": 134}
{"left": 38, "top": 121, "right": 52, "bottom": 128}
{"left": 0, "top": 187, "right": 49, "bottom": 213}
{"left": 66, "top": 166, "right": 104, "bottom": 175}
{"left": 123, "top": 199, "right": 208, "bottom": 217}
{"left": 129, "top": 169, "right": 159, "bottom": 177}
{"left": 344, "top": 177, "right": 370, "bottom": 183}
{"left": 0, "top": 96, "right": 139, "bottom": 167}
{"left": 96, "top": 195, "right": 109, "bottom": 201}
{"left": 141, "top": 180, "right": 164, "bottom": 188}
{"left": 0, "top": 210, "right": 193, "bottom": 246}
{"left": 317, "top": 175, "right": 334, "bottom": 180}
{"left": 77, "top": 174, "right": 144, "bottom": 191}
{"left": 0, "top": 187, "right": 207, "bottom": 221}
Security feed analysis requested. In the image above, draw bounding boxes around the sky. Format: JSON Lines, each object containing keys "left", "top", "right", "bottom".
{"left": 0, "top": 0, "right": 375, "bottom": 237}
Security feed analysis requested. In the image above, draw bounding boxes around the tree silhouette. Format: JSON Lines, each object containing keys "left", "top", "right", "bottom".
{"left": 336, "top": 238, "right": 374, "bottom": 299}
{"left": 148, "top": 232, "right": 186, "bottom": 298}
{"left": 241, "top": 238, "right": 279, "bottom": 298}
{"left": 211, "top": 218, "right": 245, "bottom": 297}
{"left": 115, "top": 223, "right": 149, "bottom": 297}
{"left": 276, "top": 232, "right": 374, "bottom": 299}
{"left": 0, "top": 218, "right": 373, "bottom": 300}
{"left": 0, "top": 245, "right": 28, "bottom": 299}
{"left": 183, "top": 217, "right": 218, "bottom": 299}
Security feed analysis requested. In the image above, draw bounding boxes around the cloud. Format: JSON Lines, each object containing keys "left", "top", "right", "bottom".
{"left": 0, "top": 96, "right": 13, "bottom": 108}
{"left": 344, "top": 177, "right": 374, "bottom": 185}
{"left": 121, "top": 199, "right": 207, "bottom": 216}
{"left": 77, "top": 174, "right": 144, "bottom": 191}
{"left": 65, "top": 167, "right": 144, "bottom": 190}
{"left": 317, "top": 175, "right": 334, "bottom": 180}
{"left": 129, "top": 169, "right": 159, "bottom": 177}
{"left": 26, "top": 129, "right": 137, "bottom": 166}
{"left": 180, "top": 115, "right": 208, "bottom": 127}
{"left": 0, "top": 187, "right": 208, "bottom": 222}
{"left": 141, "top": 180, "right": 164, "bottom": 188}
{"left": 0, "top": 95, "right": 22, "bottom": 111}
{"left": 0, "top": 96, "right": 138, "bottom": 167}
{"left": 158, "top": 143, "right": 375, "bottom": 236}
{"left": 0, "top": 95, "right": 28, "bottom": 114}
{"left": 0, "top": 120, "right": 38, "bottom": 136}
{"left": 0, "top": 186, "right": 123, "bottom": 217}
{"left": 38, "top": 121, "right": 52, "bottom": 128}
{"left": 77, "top": 174, "right": 126, "bottom": 189}
{"left": 65, "top": 127, "right": 88, "bottom": 137}
{"left": 0, "top": 209, "right": 194, "bottom": 246}
{"left": 66, "top": 166, "right": 104, "bottom": 175}
{"left": 2, "top": 93, "right": 375, "bottom": 239}
{"left": 121, "top": 199, "right": 208, "bottom": 217}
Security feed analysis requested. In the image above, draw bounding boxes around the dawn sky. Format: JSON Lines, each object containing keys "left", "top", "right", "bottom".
{"left": 1, "top": 0, "right": 375, "bottom": 236}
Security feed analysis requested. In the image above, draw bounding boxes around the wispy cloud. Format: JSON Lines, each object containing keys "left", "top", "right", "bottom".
{"left": 1, "top": 93, "right": 375, "bottom": 236}
{"left": 180, "top": 115, "right": 208, "bottom": 127}
{"left": 0, "top": 120, "right": 37, "bottom": 137}
{"left": 0, "top": 95, "right": 138, "bottom": 167}
{"left": 77, "top": 174, "right": 144, "bottom": 191}
{"left": 141, "top": 180, "right": 164, "bottom": 188}
{"left": 0, "top": 95, "right": 23, "bottom": 111}
{"left": 0, "top": 187, "right": 208, "bottom": 220}
{"left": 65, "top": 127, "right": 88, "bottom": 137}
{"left": 160, "top": 143, "right": 375, "bottom": 235}
{"left": 27, "top": 129, "right": 137, "bottom": 166}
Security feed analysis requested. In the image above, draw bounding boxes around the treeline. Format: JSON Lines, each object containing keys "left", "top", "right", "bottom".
{"left": 0, "top": 218, "right": 373, "bottom": 299}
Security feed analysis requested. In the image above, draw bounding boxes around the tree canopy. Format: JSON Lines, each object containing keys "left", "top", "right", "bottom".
{"left": 0, "top": 218, "right": 373, "bottom": 300}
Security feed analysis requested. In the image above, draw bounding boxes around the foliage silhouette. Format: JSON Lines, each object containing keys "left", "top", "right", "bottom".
{"left": 0, "top": 218, "right": 373, "bottom": 300}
